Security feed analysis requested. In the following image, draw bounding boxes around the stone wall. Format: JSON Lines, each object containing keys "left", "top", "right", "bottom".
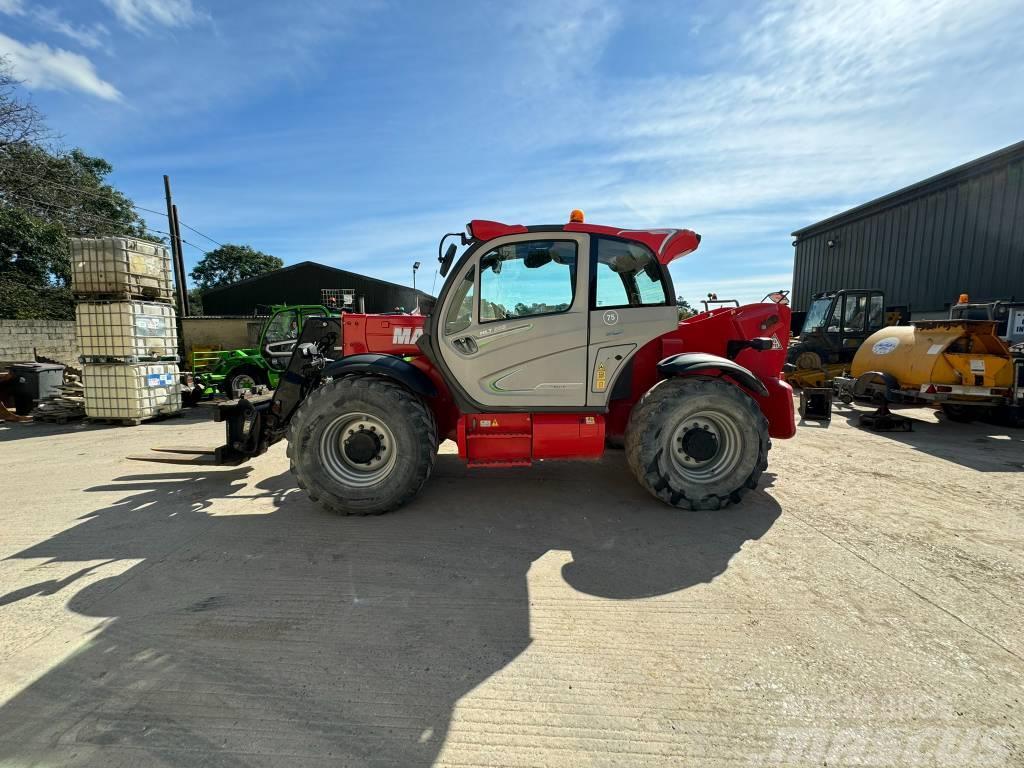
{"left": 0, "top": 320, "right": 80, "bottom": 367}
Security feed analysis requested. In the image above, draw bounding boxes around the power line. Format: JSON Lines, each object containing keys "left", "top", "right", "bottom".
{"left": 0, "top": 168, "right": 170, "bottom": 218}
{"left": 2, "top": 190, "right": 174, "bottom": 238}
{"left": 176, "top": 219, "right": 223, "bottom": 247}
{"left": 2, "top": 169, "right": 226, "bottom": 248}
{"left": 0, "top": 190, "right": 213, "bottom": 256}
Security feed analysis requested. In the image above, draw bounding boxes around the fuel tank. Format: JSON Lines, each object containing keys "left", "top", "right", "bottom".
{"left": 851, "top": 320, "right": 1014, "bottom": 390}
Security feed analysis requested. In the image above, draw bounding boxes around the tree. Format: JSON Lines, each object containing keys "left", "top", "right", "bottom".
{"left": 190, "top": 244, "right": 283, "bottom": 290}
{"left": 676, "top": 296, "right": 697, "bottom": 319}
{"left": 0, "top": 57, "right": 46, "bottom": 149}
{"left": 0, "top": 59, "right": 156, "bottom": 318}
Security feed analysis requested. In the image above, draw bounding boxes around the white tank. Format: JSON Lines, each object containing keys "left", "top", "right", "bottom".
{"left": 71, "top": 237, "right": 173, "bottom": 301}
{"left": 85, "top": 362, "right": 181, "bottom": 421}
{"left": 76, "top": 301, "right": 178, "bottom": 360}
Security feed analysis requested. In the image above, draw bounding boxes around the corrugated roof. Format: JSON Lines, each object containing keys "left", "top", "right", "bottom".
{"left": 201, "top": 260, "right": 431, "bottom": 299}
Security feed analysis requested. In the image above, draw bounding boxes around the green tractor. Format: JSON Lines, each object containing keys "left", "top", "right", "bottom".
{"left": 195, "top": 304, "right": 339, "bottom": 396}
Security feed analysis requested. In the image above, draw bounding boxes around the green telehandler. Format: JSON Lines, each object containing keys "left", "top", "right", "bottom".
{"left": 195, "top": 304, "right": 339, "bottom": 396}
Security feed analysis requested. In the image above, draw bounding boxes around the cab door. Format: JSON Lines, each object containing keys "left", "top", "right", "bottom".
{"left": 436, "top": 234, "right": 589, "bottom": 408}
{"left": 262, "top": 308, "right": 299, "bottom": 371}
{"left": 586, "top": 237, "right": 678, "bottom": 407}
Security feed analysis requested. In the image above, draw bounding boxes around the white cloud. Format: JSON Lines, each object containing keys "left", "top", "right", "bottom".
{"left": 0, "top": 33, "right": 120, "bottom": 100}
{"left": 0, "top": 0, "right": 24, "bottom": 15}
{"left": 34, "top": 7, "right": 108, "bottom": 50}
{"left": 101, "top": 0, "right": 201, "bottom": 32}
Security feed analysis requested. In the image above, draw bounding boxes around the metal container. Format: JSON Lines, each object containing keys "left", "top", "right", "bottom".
{"left": 71, "top": 237, "right": 173, "bottom": 301}
{"left": 76, "top": 301, "right": 178, "bottom": 361}
{"left": 10, "top": 362, "right": 64, "bottom": 415}
{"left": 84, "top": 362, "right": 181, "bottom": 421}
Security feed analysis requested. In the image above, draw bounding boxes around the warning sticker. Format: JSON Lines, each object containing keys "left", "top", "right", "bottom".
{"left": 970, "top": 359, "right": 986, "bottom": 374}
{"left": 595, "top": 362, "right": 607, "bottom": 391}
{"left": 871, "top": 337, "right": 900, "bottom": 355}
{"left": 770, "top": 334, "right": 783, "bottom": 350}
{"left": 1012, "top": 309, "right": 1024, "bottom": 337}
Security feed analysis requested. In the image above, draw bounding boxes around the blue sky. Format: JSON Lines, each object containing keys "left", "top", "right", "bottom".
{"left": 2, "top": 0, "right": 1023, "bottom": 305}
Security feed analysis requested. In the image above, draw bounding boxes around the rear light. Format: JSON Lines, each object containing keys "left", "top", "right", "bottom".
{"left": 935, "top": 385, "right": 953, "bottom": 393}
{"left": 991, "top": 388, "right": 1010, "bottom": 396}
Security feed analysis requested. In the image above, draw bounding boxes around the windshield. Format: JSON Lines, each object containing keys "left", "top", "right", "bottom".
{"left": 801, "top": 297, "right": 833, "bottom": 334}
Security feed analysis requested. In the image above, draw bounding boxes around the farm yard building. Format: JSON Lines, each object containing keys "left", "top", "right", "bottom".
{"left": 199, "top": 261, "right": 432, "bottom": 315}
{"left": 791, "top": 140, "right": 1024, "bottom": 318}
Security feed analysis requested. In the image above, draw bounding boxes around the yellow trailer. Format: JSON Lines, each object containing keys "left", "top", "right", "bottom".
{"left": 843, "top": 300, "right": 1024, "bottom": 424}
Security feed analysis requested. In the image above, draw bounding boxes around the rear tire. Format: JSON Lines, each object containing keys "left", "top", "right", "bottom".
{"left": 287, "top": 376, "right": 436, "bottom": 515}
{"left": 625, "top": 376, "right": 769, "bottom": 511}
{"left": 940, "top": 403, "right": 975, "bottom": 423}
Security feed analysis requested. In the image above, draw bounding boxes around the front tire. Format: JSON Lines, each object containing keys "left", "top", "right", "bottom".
{"left": 287, "top": 376, "right": 436, "bottom": 515}
{"left": 625, "top": 376, "right": 769, "bottom": 511}
{"left": 221, "top": 365, "right": 266, "bottom": 396}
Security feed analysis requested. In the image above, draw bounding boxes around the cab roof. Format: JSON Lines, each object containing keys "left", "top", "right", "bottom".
{"left": 467, "top": 219, "right": 701, "bottom": 265}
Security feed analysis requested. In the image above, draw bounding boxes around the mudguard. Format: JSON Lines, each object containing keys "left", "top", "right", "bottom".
{"left": 322, "top": 353, "right": 437, "bottom": 398}
{"left": 657, "top": 352, "right": 770, "bottom": 397}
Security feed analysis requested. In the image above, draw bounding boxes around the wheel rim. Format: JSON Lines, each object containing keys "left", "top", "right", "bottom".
{"left": 319, "top": 412, "right": 398, "bottom": 488}
{"left": 667, "top": 409, "right": 744, "bottom": 484}
{"left": 232, "top": 373, "right": 257, "bottom": 392}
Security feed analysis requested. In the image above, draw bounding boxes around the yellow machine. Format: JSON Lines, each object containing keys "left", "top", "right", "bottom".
{"left": 783, "top": 289, "right": 899, "bottom": 389}
{"left": 843, "top": 299, "right": 1024, "bottom": 424}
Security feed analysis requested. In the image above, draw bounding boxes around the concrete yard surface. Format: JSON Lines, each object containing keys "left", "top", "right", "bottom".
{"left": 0, "top": 403, "right": 1022, "bottom": 767}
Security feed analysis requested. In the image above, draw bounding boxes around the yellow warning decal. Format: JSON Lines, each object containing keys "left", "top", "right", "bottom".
{"left": 595, "top": 362, "right": 607, "bottom": 391}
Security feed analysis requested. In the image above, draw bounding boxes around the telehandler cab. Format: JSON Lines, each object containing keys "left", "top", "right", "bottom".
{"left": 211, "top": 213, "right": 797, "bottom": 515}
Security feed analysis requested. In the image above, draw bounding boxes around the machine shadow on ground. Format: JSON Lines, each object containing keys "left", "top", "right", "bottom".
{"left": 0, "top": 453, "right": 780, "bottom": 767}
{"left": 0, "top": 407, "right": 212, "bottom": 443}
{"left": 835, "top": 402, "right": 1024, "bottom": 472}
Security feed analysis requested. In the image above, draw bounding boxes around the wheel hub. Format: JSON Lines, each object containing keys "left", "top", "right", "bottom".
{"left": 319, "top": 413, "right": 397, "bottom": 488}
{"left": 680, "top": 427, "right": 719, "bottom": 462}
{"left": 344, "top": 429, "right": 383, "bottom": 465}
{"left": 667, "top": 410, "right": 744, "bottom": 483}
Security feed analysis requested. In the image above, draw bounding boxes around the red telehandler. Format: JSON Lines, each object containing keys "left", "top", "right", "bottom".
{"left": 208, "top": 213, "right": 796, "bottom": 514}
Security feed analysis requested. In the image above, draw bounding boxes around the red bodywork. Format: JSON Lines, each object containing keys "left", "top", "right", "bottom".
{"left": 336, "top": 221, "right": 795, "bottom": 465}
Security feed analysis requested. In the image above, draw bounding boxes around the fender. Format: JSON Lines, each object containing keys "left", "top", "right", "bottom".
{"left": 322, "top": 353, "right": 437, "bottom": 398}
{"left": 657, "top": 352, "right": 769, "bottom": 397}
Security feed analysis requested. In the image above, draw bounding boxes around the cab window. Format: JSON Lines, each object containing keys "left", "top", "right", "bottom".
{"left": 265, "top": 310, "right": 298, "bottom": 342}
{"left": 478, "top": 240, "right": 577, "bottom": 322}
{"left": 444, "top": 267, "right": 475, "bottom": 335}
{"left": 594, "top": 238, "right": 668, "bottom": 308}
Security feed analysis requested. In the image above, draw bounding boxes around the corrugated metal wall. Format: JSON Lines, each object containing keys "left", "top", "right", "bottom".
{"left": 201, "top": 263, "right": 429, "bottom": 316}
{"left": 793, "top": 145, "right": 1024, "bottom": 315}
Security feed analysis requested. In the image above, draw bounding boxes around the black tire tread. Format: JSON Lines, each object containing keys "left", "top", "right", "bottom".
{"left": 625, "top": 376, "right": 769, "bottom": 511}
{"left": 286, "top": 376, "right": 436, "bottom": 516}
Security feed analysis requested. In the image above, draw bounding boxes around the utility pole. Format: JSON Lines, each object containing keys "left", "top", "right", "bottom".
{"left": 162, "top": 175, "right": 190, "bottom": 317}
{"left": 413, "top": 261, "right": 420, "bottom": 292}
{"left": 171, "top": 204, "right": 190, "bottom": 316}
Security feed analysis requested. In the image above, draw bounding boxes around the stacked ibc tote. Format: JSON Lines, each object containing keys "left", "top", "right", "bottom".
{"left": 70, "top": 237, "right": 182, "bottom": 424}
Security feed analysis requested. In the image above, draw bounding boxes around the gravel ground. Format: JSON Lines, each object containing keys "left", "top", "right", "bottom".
{"left": 0, "top": 401, "right": 1021, "bottom": 767}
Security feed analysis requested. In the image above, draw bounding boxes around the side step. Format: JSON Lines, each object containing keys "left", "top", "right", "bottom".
{"left": 458, "top": 413, "right": 606, "bottom": 467}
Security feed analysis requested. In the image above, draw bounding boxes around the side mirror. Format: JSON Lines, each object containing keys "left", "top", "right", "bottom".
{"left": 439, "top": 243, "right": 458, "bottom": 277}
{"left": 480, "top": 252, "right": 503, "bottom": 274}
